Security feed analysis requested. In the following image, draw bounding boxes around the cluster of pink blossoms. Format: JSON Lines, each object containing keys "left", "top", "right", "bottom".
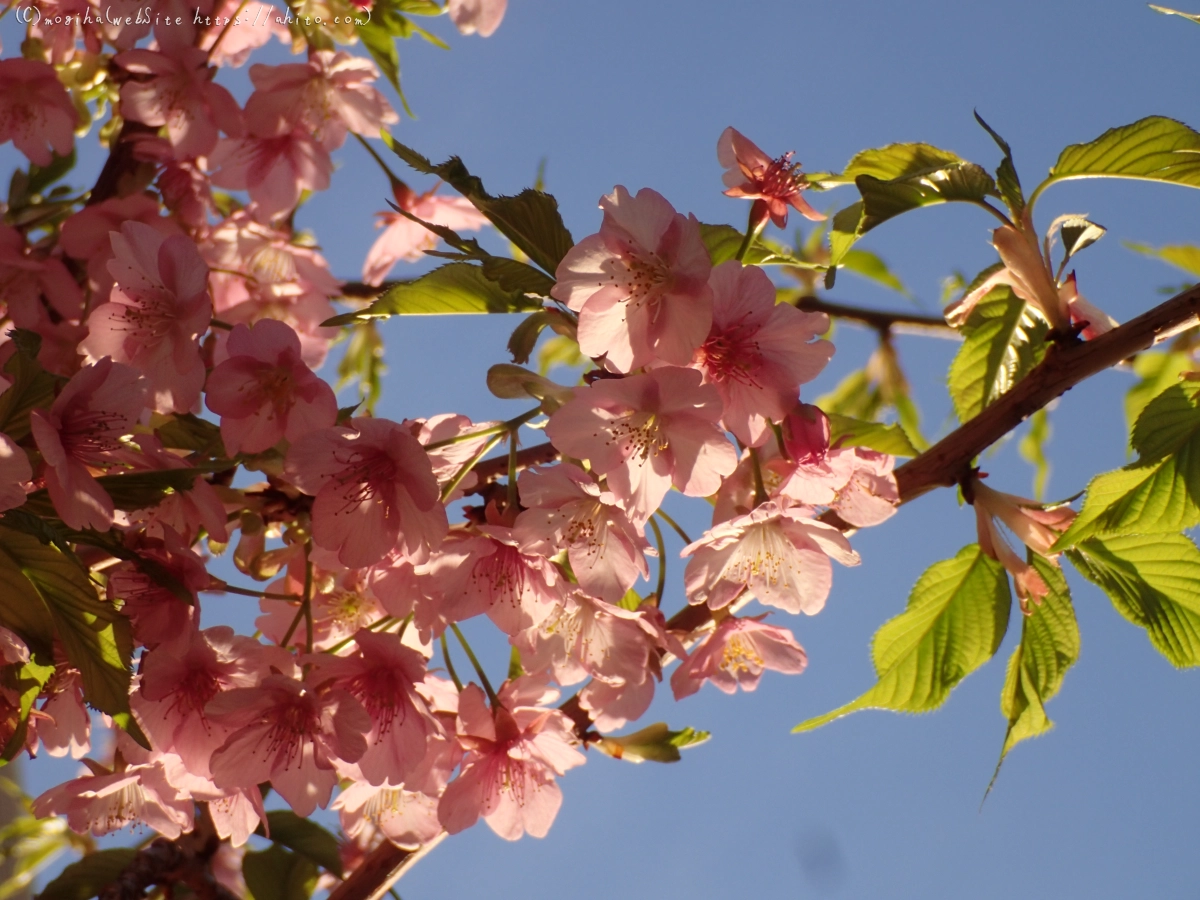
{"left": 0, "top": 0, "right": 902, "bottom": 873}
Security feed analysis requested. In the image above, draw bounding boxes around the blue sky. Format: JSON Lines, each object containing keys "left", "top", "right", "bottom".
{"left": 5, "top": 1, "right": 1200, "bottom": 897}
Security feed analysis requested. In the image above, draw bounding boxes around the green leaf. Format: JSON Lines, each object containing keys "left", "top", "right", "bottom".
{"left": 1054, "top": 215, "right": 1107, "bottom": 265}
{"left": 1124, "top": 349, "right": 1195, "bottom": 432}
{"left": 1056, "top": 383, "right": 1200, "bottom": 545}
{"left": 839, "top": 248, "right": 911, "bottom": 297}
{"left": 698, "top": 223, "right": 823, "bottom": 268}
{"left": 0, "top": 813, "right": 73, "bottom": 900}
{"left": 1018, "top": 408, "right": 1053, "bottom": 500}
{"left": 826, "top": 413, "right": 918, "bottom": 457}
{"left": 974, "top": 111, "right": 1025, "bottom": 217}
{"left": 824, "top": 143, "right": 996, "bottom": 269}
{"left": 947, "top": 288, "right": 1048, "bottom": 422}
{"left": 0, "top": 331, "right": 57, "bottom": 442}
{"left": 1042, "top": 116, "right": 1200, "bottom": 192}
{"left": 259, "top": 811, "right": 343, "bottom": 876}
{"left": 243, "top": 844, "right": 318, "bottom": 900}
{"left": 323, "top": 263, "right": 544, "bottom": 326}
{"left": 1067, "top": 533, "right": 1200, "bottom": 667}
{"left": 154, "top": 413, "right": 226, "bottom": 456}
{"left": 596, "top": 722, "right": 711, "bottom": 763}
{"left": 35, "top": 849, "right": 136, "bottom": 900}
{"left": 856, "top": 162, "right": 997, "bottom": 233}
{"left": 507, "top": 311, "right": 550, "bottom": 364}
{"left": 383, "top": 137, "right": 575, "bottom": 275}
{"left": 795, "top": 545, "right": 1011, "bottom": 731}
{"left": 816, "top": 342, "right": 928, "bottom": 450}
{"left": 1126, "top": 240, "right": 1200, "bottom": 278}
{"left": 996, "top": 555, "right": 1079, "bottom": 761}
{"left": 0, "top": 525, "right": 132, "bottom": 715}
{"left": 840, "top": 143, "right": 966, "bottom": 181}
{"left": 1, "top": 656, "right": 55, "bottom": 762}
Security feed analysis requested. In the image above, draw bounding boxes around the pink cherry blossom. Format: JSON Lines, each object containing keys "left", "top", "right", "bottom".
{"left": 209, "top": 126, "right": 334, "bottom": 221}
{"left": 133, "top": 626, "right": 270, "bottom": 778}
{"left": 31, "top": 736, "right": 194, "bottom": 838}
{"left": 717, "top": 126, "right": 824, "bottom": 229}
{"left": 546, "top": 367, "right": 737, "bottom": 522}
{"left": 438, "top": 680, "right": 584, "bottom": 841}
{"left": 0, "top": 225, "right": 86, "bottom": 348}
{"left": 129, "top": 135, "right": 216, "bottom": 229}
{"left": 693, "top": 261, "right": 832, "bottom": 446}
{"left": 513, "top": 464, "right": 651, "bottom": 604}
{"left": 59, "top": 194, "right": 175, "bottom": 302}
{"left": 713, "top": 404, "right": 899, "bottom": 528}
{"left": 205, "top": 318, "right": 337, "bottom": 455}
{"left": 431, "top": 529, "right": 563, "bottom": 635}
{"left": 203, "top": 212, "right": 340, "bottom": 367}
{"left": 362, "top": 185, "right": 490, "bottom": 286}
{"left": 970, "top": 477, "right": 1076, "bottom": 609}
{"left": 447, "top": 0, "right": 507, "bottom": 36}
{"left": 106, "top": 529, "right": 211, "bottom": 647}
{"left": 551, "top": 186, "right": 713, "bottom": 372}
{"left": 1060, "top": 271, "right": 1117, "bottom": 340}
{"left": 38, "top": 668, "right": 89, "bottom": 759}
{"left": 285, "top": 417, "right": 448, "bottom": 568}
{"left": 116, "top": 46, "right": 244, "bottom": 158}
{"left": 81, "top": 222, "right": 212, "bottom": 414}
{"left": 207, "top": 670, "right": 371, "bottom": 817}
{"left": 0, "top": 433, "right": 32, "bottom": 512}
{"left": 683, "top": 501, "right": 860, "bottom": 615}
{"left": 0, "top": 628, "right": 29, "bottom": 665}
{"left": 671, "top": 614, "right": 808, "bottom": 699}
{"left": 334, "top": 782, "right": 443, "bottom": 849}
{"left": 307, "top": 629, "right": 439, "bottom": 786}
{"left": 244, "top": 51, "right": 397, "bottom": 151}
{"left": 29, "top": 358, "right": 148, "bottom": 531}
{"left": 0, "top": 58, "right": 77, "bottom": 166}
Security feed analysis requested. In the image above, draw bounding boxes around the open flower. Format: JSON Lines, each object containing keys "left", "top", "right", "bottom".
{"left": 671, "top": 614, "right": 808, "bottom": 699}
{"left": 362, "top": 184, "right": 489, "bottom": 286}
{"left": 205, "top": 318, "right": 337, "bottom": 455}
{"left": 438, "top": 679, "right": 584, "bottom": 841}
{"left": 551, "top": 186, "right": 713, "bottom": 372}
{"left": 207, "top": 670, "right": 371, "bottom": 817}
{"left": 285, "top": 417, "right": 448, "bottom": 568}
{"left": 969, "top": 476, "right": 1076, "bottom": 610}
{"left": 81, "top": 222, "right": 212, "bottom": 414}
{"left": 29, "top": 357, "right": 148, "bottom": 531}
{"left": 448, "top": 0, "right": 507, "bottom": 36}
{"left": 717, "top": 127, "right": 824, "bottom": 229}
{"left": 0, "top": 58, "right": 77, "bottom": 166}
{"left": 693, "top": 261, "right": 832, "bottom": 446}
{"left": 546, "top": 367, "right": 737, "bottom": 523}
{"left": 683, "top": 501, "right": 860, "bottom": 615}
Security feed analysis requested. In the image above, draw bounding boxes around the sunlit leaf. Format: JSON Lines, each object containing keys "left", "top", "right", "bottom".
{"left": 243, "top": 844, "right": 318, "bottom": 900}
{"left": 1067, "top": 533, "right": 1200, "bottom": 667}
{"left": 795, "top": 545, "right": 1010, "bottom": 731}
{"left": 1018, "top": 408, "right": 1053, "bottom": 500}
{"left": 1041, "top": 116, "right": 1200, "bottom": 192}
{"left": 974, "top": 111, "right": 1025, "bottom": 217}
{"left": 595, "top": 722, "right": 710, "bottom": 763}
{"left": 993, "top": 555, "right": 1078, "bottom": 772}
{"left": 947, "top": 288, "right": 1048, "bottom": 422}
{"left": 384, "top": 137, "right": 574, "bottom": 275}
{"left": 323, "top": 263, "right": 544, "bottom": 326}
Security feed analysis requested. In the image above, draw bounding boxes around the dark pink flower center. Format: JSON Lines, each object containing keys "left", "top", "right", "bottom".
{"left": 332, "top": 446, "right": 397, "bottom": 508}
{"left": 744, "top": 151, "right": 808, "bottom": 200}
{"left": 347, "top": 667, "right": 407, "bottom": 735}
{"left": 700, "top": 318, "right": 764, "bottom": 388}
{"left": 265, "top": 695, "right": 319, "bottom": 765}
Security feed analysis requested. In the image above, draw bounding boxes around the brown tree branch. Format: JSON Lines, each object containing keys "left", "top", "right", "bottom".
{"left": 326, "top": 834, "right": 446, "bottom": 900}
{"left": 794, "top": 296, "right": 956, "bottom": 337}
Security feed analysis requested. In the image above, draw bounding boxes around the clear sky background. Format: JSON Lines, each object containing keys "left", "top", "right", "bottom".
{"left": 5, "top": 1, "right": 1200, "bottom": 898}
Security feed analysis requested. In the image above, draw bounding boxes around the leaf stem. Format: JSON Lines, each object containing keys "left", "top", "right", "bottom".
{"left": 440, "top": 432, "right": 506, "bottom": 502}
{"left": 450, "top": 623, "right": 498, "bottom": 705}
{"left": 439, "top": 633, "right": 463, "bottom": 691}
{"left": 655, "top": 509, "right": 693, "bottom": 546}
{"left": 648, "top": 516, "right": 667, "bottom": 604}
{"left": 354, "top": 132, "right": 406, "bottom": 188}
